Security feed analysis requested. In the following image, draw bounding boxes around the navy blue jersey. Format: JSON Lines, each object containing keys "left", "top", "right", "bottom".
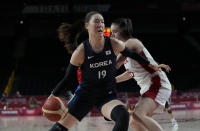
{"left": 80, "top": 37, "right": 116, "bottom": 92}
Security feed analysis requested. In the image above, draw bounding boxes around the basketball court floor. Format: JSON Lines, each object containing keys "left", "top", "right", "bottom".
{"left": 0, "top": 110, "right": 200, "bottom": 131}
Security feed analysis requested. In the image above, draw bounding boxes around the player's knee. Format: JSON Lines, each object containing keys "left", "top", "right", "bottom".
{"left": 132, "top": 109, "right": 145, "bottom": 120}
{"left": 49, "top": 122, "right": 68, "bottom": 131}
{"left": 167, "top": 109, "right": 172, "bottom": 114}
{"left": 111, "top": 105, "right": 129, "bottom": 131}
{"left": 111, "top": 105, "right": 129, "bottom": 122}
{"left": 133, "top": 108, "right": 144, "bottom": 117}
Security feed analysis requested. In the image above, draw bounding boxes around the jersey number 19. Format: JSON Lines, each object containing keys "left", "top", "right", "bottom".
{"left": 98, "top": 70, "right": 106, "bottom": 79}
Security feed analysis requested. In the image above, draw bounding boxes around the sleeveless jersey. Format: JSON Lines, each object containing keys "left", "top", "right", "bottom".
{"left": 124, "top": 47, "right": 171, "bottom": 95}
{"left": 80, "top": 37, "right": 116, "bottom": 92}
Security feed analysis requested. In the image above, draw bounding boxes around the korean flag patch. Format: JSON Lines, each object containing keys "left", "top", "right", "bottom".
{"left": 105, "top": 50, "right": 111, "bottom": 55}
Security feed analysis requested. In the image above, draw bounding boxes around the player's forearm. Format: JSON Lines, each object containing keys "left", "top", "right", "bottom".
{"left": 115, "top": 71, "right": 132, "bottom": 83}
{"left": 52, "top": 63, "right": 78, "bottom": 96}
{"left": 116, "top": 54, "right": 126, "bottom": 70}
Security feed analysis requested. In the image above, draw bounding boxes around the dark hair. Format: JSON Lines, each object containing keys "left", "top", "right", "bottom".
{"left": 112, "top": 18, "right": 133, "bottom": 39}
{"left": 57, "top": 11, "right": 100, "bottom": 54}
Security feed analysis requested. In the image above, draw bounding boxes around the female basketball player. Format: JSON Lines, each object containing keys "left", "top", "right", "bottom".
{"left": 111, "top": 18, "right": 172, "bottom": 131}
{"left": 49, "top": 11, "right": 161, "bottom": 131}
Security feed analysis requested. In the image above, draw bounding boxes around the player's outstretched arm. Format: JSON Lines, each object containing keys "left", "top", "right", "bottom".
{"left": 111, "top": 38, "right": 160, "bottom": 72}
{"left": 51, "top": 44, "right": 84, "bottom": 97}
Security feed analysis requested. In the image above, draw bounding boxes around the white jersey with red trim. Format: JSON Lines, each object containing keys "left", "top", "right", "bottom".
{"left": 124, "top": 47, "right": 171, "bottom": 95}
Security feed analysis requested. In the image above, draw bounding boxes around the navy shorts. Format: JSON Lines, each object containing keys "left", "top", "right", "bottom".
{"left": 68, "top": 86, "right": 118, "bottom": 121}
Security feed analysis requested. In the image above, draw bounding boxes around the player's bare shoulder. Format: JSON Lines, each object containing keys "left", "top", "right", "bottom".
{"left": 125, "top": 38, "right": 144, "bottom": 47}
{"left": 125, "top": 38, "right": 144, "bottom": 52}
{"left": 70, "top": 43, "right": 85, "bottom": 66}
{"left": 75, "top": 43, "right": 84, "bottom": 53}
{"left": 110, "top": 37, "right": 124, "bottom": 46}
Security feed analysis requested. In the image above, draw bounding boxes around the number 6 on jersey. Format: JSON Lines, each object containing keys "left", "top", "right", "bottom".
{"left": 98, "top": 70, "right": 106, "bottom": 79}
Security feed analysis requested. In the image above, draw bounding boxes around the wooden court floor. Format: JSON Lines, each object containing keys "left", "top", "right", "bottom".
{"left": 0, "top": 110, "right": 200, "bottom": 131}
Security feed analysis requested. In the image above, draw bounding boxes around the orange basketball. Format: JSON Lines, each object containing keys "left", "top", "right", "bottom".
{"left": 42, "top": 96, "right": 68, "bottom": 122}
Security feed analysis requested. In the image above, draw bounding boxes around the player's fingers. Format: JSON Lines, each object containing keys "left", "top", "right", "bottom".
{"left": 168, "top": 66, "right": 171, "bottom": 71}
{"left": 166, "top": 65, "right": 171, "bottom": 72}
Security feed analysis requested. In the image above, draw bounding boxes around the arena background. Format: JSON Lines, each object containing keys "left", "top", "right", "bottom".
{"left": 0, "top": 0, "right": 200, "bottom": 131}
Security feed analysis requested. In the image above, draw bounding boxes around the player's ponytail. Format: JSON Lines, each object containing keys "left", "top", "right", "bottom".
{"left": 57, "top": 20, "right": 87, "bottom": 54}
{"left": 57, "top": 11, "right": 100, "bottom": 54}
{"left": 126, "top": 18, "right": 133, "bottom": 38}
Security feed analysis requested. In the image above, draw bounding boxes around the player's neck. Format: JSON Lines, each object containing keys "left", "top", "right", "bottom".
{"left": 89, "top": 37, "right": 105, "bottom": 52}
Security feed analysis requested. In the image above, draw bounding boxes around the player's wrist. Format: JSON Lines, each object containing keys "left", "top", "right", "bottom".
{"left": 48, "top": 94, "right": 55, "bottom": 99}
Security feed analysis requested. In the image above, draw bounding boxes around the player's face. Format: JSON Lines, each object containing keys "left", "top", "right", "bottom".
{"left": 85, "top": 14, "right": 105, "bottom": 37}
{"left": 111, "top": 24, "right": 122, "bottom": 40}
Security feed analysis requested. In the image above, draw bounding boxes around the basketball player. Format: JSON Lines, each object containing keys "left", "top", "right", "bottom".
{"left": 49, "top": 11, "right": 161, "bottom": 131}
{"left": 111, "top": 18, "right": 172, "bottom": 131}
